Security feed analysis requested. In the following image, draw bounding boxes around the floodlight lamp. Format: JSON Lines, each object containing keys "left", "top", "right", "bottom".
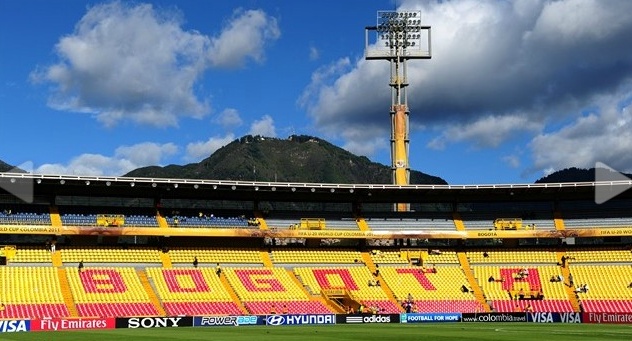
{"left": 349, "top": 189, "right": 354, "bottom": 193}
{"left": 212, "top": 185, "right": 217, "bottom": 189}
{"left": 310, "top": 188, "right": 315, "bottom": 192}
{"left": 130, "top": 182, "right": 135, "bottom": 187}
{"left": 152, "top": 183, "right": 157, "bottom": 188}
{"left": 271, "top": 187, "right": 276, "bottom": 191}
{"left": 231, "top": 185, "right": 236, "bottom": 190}
{"left": 85, "top": 180, "right": 90, "bottom": 185}
{"left": 173, "top": 184, "right": 178, "bottom": 188}
{"left": 59, "top": 180, "right": 65, "bottom": 185}
{"left": 10, "top": 178, "right": 16, "bottom": 183}
{"left": 106, "top": 181, "right": 111, "bottom": 186}
{"left": 193, "top": 184, "right": 199, "bottom": 189}
{"left": 254, "top": 186, "right": 259, "bottom": 191}
{"left": 291, "top": 187, "right": 296, "bottom": 192}
{"left": 330, "top": 188, "right": 335, "bottom": 193}
{"left": 36, "top": 179, "right": 42, "bottom": 184}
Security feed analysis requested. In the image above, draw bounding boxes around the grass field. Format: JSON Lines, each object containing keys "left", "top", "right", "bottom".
{"left": 2, "top": 323, "right": 632, "bottom": 341}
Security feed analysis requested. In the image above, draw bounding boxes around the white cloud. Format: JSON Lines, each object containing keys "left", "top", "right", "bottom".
{"left": 35, "top": 142, "right": 179, "bottom": 176}
{"left": 186, "top": 134, "right": 236, "bottom": 161}
{"left": 214, "top": 108, "right": 243, "bottom": 128}
{"left": 248, "top": 115, "right": 276, "bottom": 137}
{"left": 301, "top": 0, "right": 632, "bottom": 166}
{"left": 208, "top": 9, "right": 280, "bottom": 68}
{"left": 530, "top": 100, "right": 632, "bottom": 175}
{"left": 30, "top": 2, "right": 280, "bottom": 127}
{"left": 309, "top": 45, "right": 320, "bottom": 61}
{"left": 428, "top": 114, "right": 543, "bottom": 150}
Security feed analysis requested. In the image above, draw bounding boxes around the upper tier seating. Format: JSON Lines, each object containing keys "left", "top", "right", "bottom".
{"left": 169, "top": 248, "right": 263, "bottom": 264}
{"left": 272, "top": 249, "right": 363, "bottom": 263}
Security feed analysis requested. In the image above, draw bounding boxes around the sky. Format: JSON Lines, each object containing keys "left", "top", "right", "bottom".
{"left": 1, "top": 0, "right": 631, "bottom": 185}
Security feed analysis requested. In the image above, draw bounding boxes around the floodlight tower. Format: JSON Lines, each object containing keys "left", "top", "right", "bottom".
{"left": 365, "top": 10, "right": 431, "bottom": 211}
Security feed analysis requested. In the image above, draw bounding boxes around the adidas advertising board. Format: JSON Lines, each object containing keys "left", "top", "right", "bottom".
{"left": 0, "top": 320, "right": 29, "bottom": 333}
{"left": 194, "top": 316, "right": 263, "bottom": 327}
{"left": 337, "top": 314, "right": 400, "bottom": 324}
{"left": 265, "top": 314, "right": 336, "bottom": 326}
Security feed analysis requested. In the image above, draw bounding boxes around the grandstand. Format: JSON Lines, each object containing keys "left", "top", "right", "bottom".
{"left": 0, "top": 173, "right": 631, "bottom": 319}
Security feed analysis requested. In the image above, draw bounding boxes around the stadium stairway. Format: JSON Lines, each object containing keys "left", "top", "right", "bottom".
{"left": 137, "top": 269, "right": 166, "bottom": 316}
{"left": 218, "top": 272, "right": 249, "bottom": 314}
{"left": 49, "top": 205, "right": 62, "bottom": 227}
{"left": 361, "top": 252, "right": 404, "bottom": 312}
{"left": 287, "top": 269, "right": 341, "bottom": 312}
{"left": 57, "top": 268, "right": 79, "bottom": 317}
{"left": 452, "top": 212, "right": 465, "bottom": 231}
{"left": 254, "top": 211, "right": 268, "bottom": 230}
{"left": 51, "top": 250, "right": 63, "bottom": 267}
{"left": 457, "top": 252, "right": 491, "bottom": 312}
{"left": 160, "top": 252, "right": 172, "bottom": 268}
{"left": 261, "top": 250, "right": 274, "bottom": 267}
{"left": 355, "top": 217, "right": 370, "bottom": 231}
{"left": 557, "top": 251, "right": 581, "bottom": 312}
{"left": 554, "top": 211, "right": 565, "bottom": 230}
{"left": 156, "top": 212, "right": 168, "bottom": 228}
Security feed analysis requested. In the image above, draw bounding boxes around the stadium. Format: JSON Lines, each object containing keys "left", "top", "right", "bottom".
{"left": 0, "top": 172, "right": 631, "bottom": 340}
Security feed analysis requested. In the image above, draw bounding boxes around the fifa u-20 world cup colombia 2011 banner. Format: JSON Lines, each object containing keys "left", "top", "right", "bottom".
{"left": 2, "top": 225, "right": 631, "bottom": 239}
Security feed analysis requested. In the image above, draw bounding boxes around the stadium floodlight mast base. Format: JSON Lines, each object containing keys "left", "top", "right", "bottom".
{"left": 365, "top": 10, "right": 431, "bottom": 211}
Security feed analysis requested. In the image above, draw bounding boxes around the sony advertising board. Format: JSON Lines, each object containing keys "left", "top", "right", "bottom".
{"left": 115, "top": 316, "right": 193, "bottom": 329}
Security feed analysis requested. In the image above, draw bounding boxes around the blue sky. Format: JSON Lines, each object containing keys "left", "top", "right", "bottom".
{"left": 1, "top": 0, "right": 631, "bottom": 185}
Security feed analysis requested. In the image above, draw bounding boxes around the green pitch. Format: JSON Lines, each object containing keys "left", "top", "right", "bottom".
{"left": 3, "top": 323, "right": 632, "bottom": 341}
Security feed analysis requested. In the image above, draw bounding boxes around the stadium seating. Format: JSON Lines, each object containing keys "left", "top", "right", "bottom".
{"left": 60, "top": 247, "right": 162, "bottom": 263}
{"left": 67, "top": 267, "right": 159, "bottom": 317}
{"left": 0, "top": 267, "right": 69, "bottom": 319}
{"left": 223, "top": 267, "right": 332, "bottom": 314}
{"left": 146, "top": 267, "right": 243, "bottom": 316}
{"left": 293, "top": 266, "right": 401, "bottom": 313}
{"left": 570, "top": 264, "right": 632, "bottom": 312}
{"left": 272, "top": 249, "right": 363, "bottom": 263}
{"left": 168, "top": 247, "right": 263, "bottom": 264}
{"left": 379, "top": 266, "right": 484, "bottom": 313}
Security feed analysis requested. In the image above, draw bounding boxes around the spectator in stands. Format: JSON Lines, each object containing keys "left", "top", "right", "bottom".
{"left": 193, "top": 257, "right": 198, "bottom": 268}
{"left": 374, "top": 264, "right": 380, "bottom": 277}
{"left": 514, "top": 304, "right": 521, "bottom": 312}
{"left": 407, "top": 293, "right": 414, "bottom": 302}
{"left": 483, "top": 251, "right": 489, "bottom": 258}
{"left": 375, "top": 279, "right": 381, "bottom": 287}
{"left": 495, "top": 276, "right": 505, "bottom": 283}
{"left": 518, "top": 288, "right": 525, "bottom": 300}
{"left": 568, "top": 273, "right": 574, "bottom": 287}
{"left": 282, "top": 304, "right": 288, "bottom": 314}
{"left": 524, "top": 304, "right": 533, "bottom": 312}
{"left": 628, "top": 282, "right": 632, "bottom": 288}
{"left": 488, "top": 275, "right": 495, "bottom": 282}
{"left": 461, "top": 285, "right": 469, "bottom": 293}
{"left": 550, "top": 275, "right": 561, "bottom": 282}
{"left": 215, "top": 263, "right": 222, "bottom": 276}
{"left": 78, "top": 260, "right": 84, "bottom": 273}
{"left": 270, "top": 304, "right": 276, "bottom": 314}
{"left": 50, "top": 239, "right": 56, "bottom": 253}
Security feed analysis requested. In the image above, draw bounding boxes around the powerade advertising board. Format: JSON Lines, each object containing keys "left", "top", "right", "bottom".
{"left": 194, "top": 316, "right": 264, "bottom": 327}
{"left": 400, "top": 313, "right": 462, "bottom": 323}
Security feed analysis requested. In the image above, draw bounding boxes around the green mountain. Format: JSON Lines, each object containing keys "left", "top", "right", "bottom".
{"left": 536, "top": 167, "right": 632, "bottom": 183}
{"left": 124, "top": 135, "right": 447, "bottom": 184}
{"left": 0, "top": 160, "right": 19, "bottom": 173}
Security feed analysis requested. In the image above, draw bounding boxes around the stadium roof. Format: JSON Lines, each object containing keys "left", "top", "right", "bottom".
{"left": 1, "top": 172, "right": 631, "bottom": 204}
